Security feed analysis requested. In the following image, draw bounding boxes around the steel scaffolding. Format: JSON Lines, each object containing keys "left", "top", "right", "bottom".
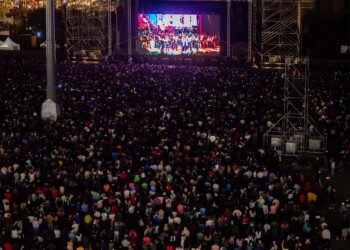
{"left": 63, "top": 0, "right": 312, "bottom": 61}
{"left": 261, "top": 0, "right": 313, "bottom": 62}
{"left": 65, "top": 0, "right": 115, "bottom": 58}
{"left": 227, "top": 0, "right": 232, "bottom": 57}
{"left": 263, "top": 56, "right": 326, "bottom": 157}
{"left": 108, "top": 0, "right": 112, "bottom": 56}
{"left": 248, "top": 0, "right": 252, "bottom": 61}
{"left": 127, "top": 0, "right": 131, "bottom": 57}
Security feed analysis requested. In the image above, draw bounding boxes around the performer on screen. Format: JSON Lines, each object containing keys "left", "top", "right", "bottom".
{"left": 181, "top": 35, "right": 187, "bottom": 52}
{"left": 195, "top": 35, "right": 200, "bottom": 51}
{"left": 187, "top": 35, "right": 192, "bottom": 52}
{"left": 164, "top": 35, "right": 170, "bottom": 53}
{"left": 200, "top": 34, "right": 205, "bottom": 49}
{"left": 172, "top": 35, "right": 178, "bottom": 50}
{"left": 149, "top": 38, "right": 155, "bottom": 50}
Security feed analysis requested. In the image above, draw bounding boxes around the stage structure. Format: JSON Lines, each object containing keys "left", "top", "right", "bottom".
{"left": 227, "top": 0, "right": 231, "bottom": 58}
{"left": 64, "top": 0, "right": 257, "bottom": 60}
{"left": 127, "top": 0, "right": 131, "bottom": 57}
{"left": 261, "top": 0, "right": 313, "bottom": 63}
{"left": 263, "top": 57, "right": 326, "bottom": 158}
{"left": 65, "top": 0, "right": 117, "bottom": 59}
{"left": 63, "top": 0, "right": 313, "bottom": 62}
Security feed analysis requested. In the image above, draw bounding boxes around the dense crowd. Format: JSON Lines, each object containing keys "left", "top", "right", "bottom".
{"left": 0, "top": 57, "right": 349, "bottom": 250}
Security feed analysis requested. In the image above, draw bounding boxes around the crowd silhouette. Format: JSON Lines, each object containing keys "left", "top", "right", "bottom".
{"left": 0, "top": 58, "right": 349, "bottom": 250}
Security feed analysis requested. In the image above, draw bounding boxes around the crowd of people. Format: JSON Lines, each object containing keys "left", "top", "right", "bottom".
{"left": 0, "top": 57, "right": 349, "bottom": 250}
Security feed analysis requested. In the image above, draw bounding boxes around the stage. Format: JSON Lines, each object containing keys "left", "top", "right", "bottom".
{"left": 132, "top": 54, "right": 228, "bottom": 66}
{"left": 113, "top": 0, "right": 250, "bottom": 64}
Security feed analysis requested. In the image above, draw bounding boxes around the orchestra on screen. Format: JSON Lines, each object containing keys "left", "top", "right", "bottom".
{"left": 137, "top": 14, "right": 220, "bottom": 55}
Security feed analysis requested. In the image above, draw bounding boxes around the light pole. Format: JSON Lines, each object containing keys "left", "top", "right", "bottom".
{"left": 41, "top": 0, "right": 60, "bottom": 121}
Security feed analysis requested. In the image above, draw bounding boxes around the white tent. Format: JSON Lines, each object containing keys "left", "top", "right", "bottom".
{"left": 0, "top": 37, "right": 20, "bottom": 50}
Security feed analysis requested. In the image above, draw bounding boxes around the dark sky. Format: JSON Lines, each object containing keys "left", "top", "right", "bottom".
{"left": 304, "top": 0, "right": 350, "bottom": 56}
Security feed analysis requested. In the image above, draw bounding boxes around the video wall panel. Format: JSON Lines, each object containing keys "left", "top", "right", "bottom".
{"left": 135, "top": 0, "right": 227, "bottom": 56}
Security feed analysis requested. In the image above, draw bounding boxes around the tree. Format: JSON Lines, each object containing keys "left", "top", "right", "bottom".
{"left": 26, "top": 8, "right": 46, "bottom": 28}
{"left": 25, "top": 7, "right": 65, "bottom": 44}
{"left": 6, "top": 7, "right": 20, "bottom": 25}
{"left": 0, "top": 0, "right": 12, "bottom": 20}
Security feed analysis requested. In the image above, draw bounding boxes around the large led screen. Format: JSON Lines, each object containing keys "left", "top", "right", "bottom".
{"left": 137, "top": 14, "right": 220, "bottom": 55}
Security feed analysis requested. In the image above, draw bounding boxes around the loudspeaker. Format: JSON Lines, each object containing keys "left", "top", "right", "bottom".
{"left": 292, "top": 134, "right": 303, "bottom": 147}
{"left": 161, "top": 58, "right": 169, "bottom": 64}
{"left": 271, "top": 137, "right": 282, "bottom": 148}
{"left": 184, "top": 58, "right": 192, "bottom": 65}
{"left": 308, "top": 139, "right": 321, "bottom": 151}
{"left": 286, "top": 142, "right": 297, "bottom": 154}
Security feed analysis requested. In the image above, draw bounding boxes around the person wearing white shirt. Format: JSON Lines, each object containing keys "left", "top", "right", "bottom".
{"left": 321, "top": 227, "right": 331, "bottom": 247}
{"left": 54, "top": 228, "right": 61, "bottom": 239}
{"left": 71, "top": 222, "right": 79, "bottom": 233}
{"left": 121, "top": 236, "right": 130, "bottom": 248}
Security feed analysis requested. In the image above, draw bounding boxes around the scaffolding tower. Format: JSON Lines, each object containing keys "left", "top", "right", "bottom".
{"left": 65, "top": 0, "right": 115, "bottom": 59}
{"left": 63, "top": 0, "right": 312, "bottom": 62}
{"left": 261, "top": 0, "right": 313, "bottom": 63}
{"left": 263, "top": 56, "right": 326, "bottom": 158}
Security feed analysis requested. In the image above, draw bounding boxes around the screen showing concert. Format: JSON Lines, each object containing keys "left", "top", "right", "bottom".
{"left": 137, "top": 14, "right": 220, "bottom": 55}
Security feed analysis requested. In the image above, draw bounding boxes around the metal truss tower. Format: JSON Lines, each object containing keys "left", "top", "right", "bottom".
{"left": 261, "top": 0, "right": 313, "bottom": 62}
{"left": 65, "top": 0, "right": 115, "bottom": 58}
{"left": 227, "top": 0, "right": 232, "bottom": 58}
{"left": 127, "top": 0, "right": 131, "bottom": 57}
{"left": 263, "top": 57, "right": 326, "bottom": 157}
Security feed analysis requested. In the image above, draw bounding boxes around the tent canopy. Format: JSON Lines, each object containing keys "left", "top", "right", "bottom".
{"left": 0, "top": 37, "right": 20, "bottom": 50}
